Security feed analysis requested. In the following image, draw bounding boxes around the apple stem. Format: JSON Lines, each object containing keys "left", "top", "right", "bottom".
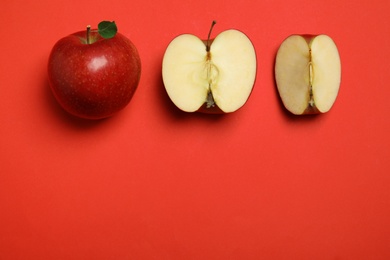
{"left": 86, "top": 25, "right": 91, "bottom": 44}
{"left": 206, "top": 20, "right": 217, "bottom": 52}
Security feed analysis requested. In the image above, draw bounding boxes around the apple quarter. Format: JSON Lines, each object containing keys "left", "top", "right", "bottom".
{"left": 275, "top": 34, "right": 341, "bottom": 115}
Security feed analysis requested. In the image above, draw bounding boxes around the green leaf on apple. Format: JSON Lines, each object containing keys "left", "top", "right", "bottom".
{"left": 98, "top": 21, "right": 117, "bottom": 39}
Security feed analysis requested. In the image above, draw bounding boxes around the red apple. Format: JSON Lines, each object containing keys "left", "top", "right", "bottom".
{"left": 48, "top": 23, "right": 141, "bottom": 119}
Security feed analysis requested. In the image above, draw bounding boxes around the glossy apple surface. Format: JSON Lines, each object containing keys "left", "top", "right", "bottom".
{"left": 48, "top": 30, "right": 141, "bottom": 119}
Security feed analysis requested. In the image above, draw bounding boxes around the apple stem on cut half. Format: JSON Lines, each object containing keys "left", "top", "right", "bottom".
{"left": 206, "top": 20, "right": 217, "bottom": 52}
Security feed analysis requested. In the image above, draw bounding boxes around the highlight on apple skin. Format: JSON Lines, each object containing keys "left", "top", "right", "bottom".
{"left": 162, "top": 22, "right": 257, "bottom": 114}
{"left": 48, "top": 23, "right": 141, "bottom": 120}
{"left": 275, "top": 34, "right": 341, "bottom": 115}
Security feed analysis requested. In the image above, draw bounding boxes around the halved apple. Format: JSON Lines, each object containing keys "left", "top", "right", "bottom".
{"left": 162, "top": 22, "right": 257, "bottom": 113}
{"left": 275, "top": 34, "right": 341, "bottom": 115}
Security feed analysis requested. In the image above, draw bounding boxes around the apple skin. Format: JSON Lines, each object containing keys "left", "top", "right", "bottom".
{"left": 48, "top": 30, "right": 141, "bottom": 119}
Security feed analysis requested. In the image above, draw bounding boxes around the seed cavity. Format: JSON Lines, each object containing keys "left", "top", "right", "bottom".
{"left": 308, "top": 50, "right": 315, "bottom": 107}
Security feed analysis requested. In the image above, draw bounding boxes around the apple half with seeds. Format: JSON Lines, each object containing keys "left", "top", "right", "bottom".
{"left": 162, "top": 21, "right": 257, "bottom": 113}
{"left": 275, "top": 34, "right": 341, "bottom": 115}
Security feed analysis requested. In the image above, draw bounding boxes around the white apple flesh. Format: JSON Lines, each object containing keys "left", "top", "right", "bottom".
{"left": 275, "top": 34, "right": 341, "bottom": 115}
{"left": 162, "top": 26, "right": 257, "bottom": 113}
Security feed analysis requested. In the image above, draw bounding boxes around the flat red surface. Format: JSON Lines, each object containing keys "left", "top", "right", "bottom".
{"left": 1, "top": 0, "right": 390, "bottom": 259}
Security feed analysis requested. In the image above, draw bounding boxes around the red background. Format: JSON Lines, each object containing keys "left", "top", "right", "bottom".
{"left": 1, "top": 0, "right": 390, "bottom": 259}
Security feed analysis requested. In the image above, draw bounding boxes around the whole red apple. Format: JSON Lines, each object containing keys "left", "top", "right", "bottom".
{"left": 48, "top": 23, "right": 141, "bottom": 119}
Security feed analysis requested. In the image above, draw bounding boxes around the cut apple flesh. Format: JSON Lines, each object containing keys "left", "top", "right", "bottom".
{"left": 275, "top": 34, "right": 341, "bottom": 115}
{"left": 162, "top": 29, "right": 257, "bottom": 113}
